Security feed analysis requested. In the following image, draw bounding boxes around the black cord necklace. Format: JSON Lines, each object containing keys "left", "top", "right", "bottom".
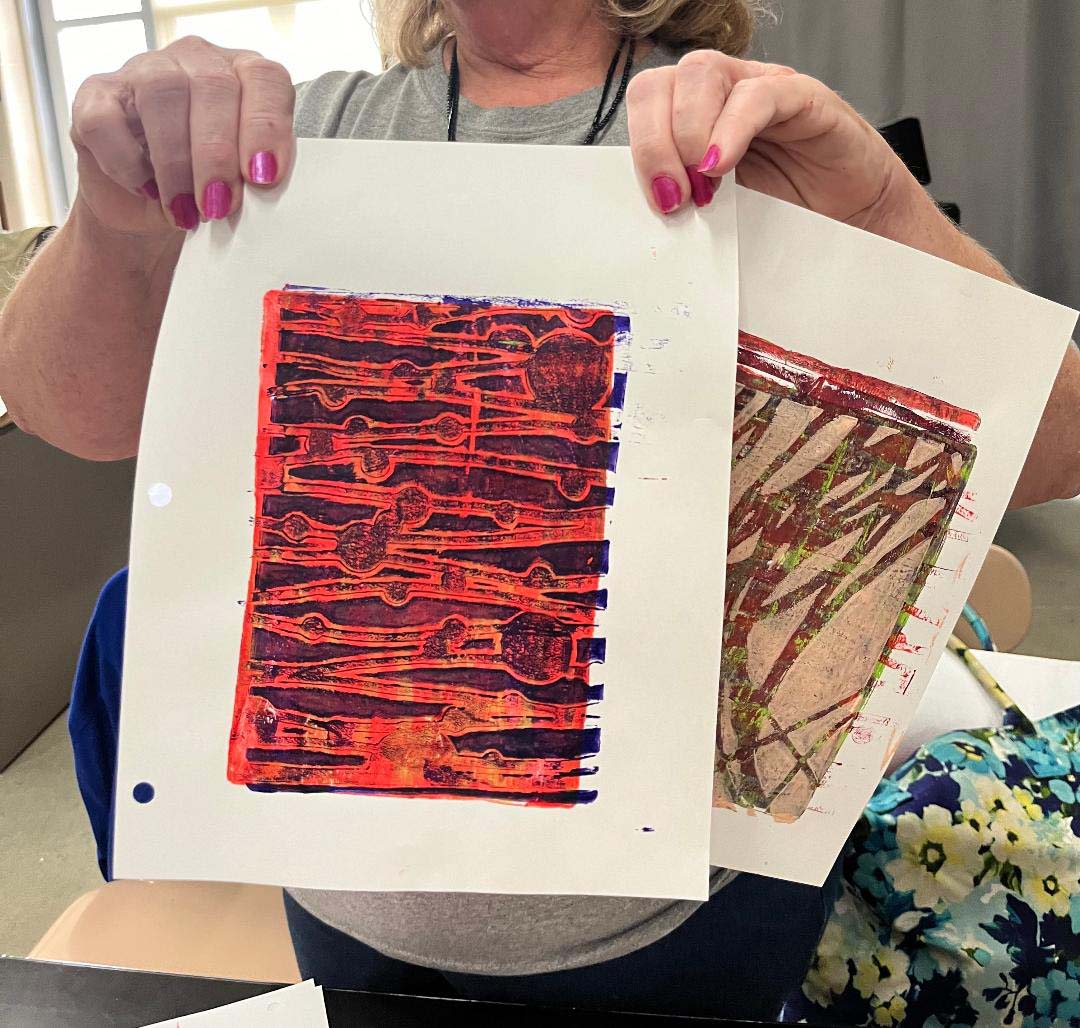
{"left": 446, "top": 35, "right": 636, "bottom": 145}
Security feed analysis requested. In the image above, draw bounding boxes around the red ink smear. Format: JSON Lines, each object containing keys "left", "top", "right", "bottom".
{"left": 903, "top": 603, "right": 938, "bottom": 625}
{"left": 891, "top": 633, "right": 924, "bottom": 655}
{"left": 738, "top": 332, "right": 981, "bottom": 434}
{"left": 228, "top": 291, "right": 626, "bottom": 805}
{"left": 892, "top": 668, "right": 918, "bottom": 697}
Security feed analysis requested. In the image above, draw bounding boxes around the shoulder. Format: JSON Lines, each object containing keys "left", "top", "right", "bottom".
{"left": 0, "top": 227, "right": 54, "bottom": 310}
{"left": 293, "top": 62, "right": 415, "bottom": 139}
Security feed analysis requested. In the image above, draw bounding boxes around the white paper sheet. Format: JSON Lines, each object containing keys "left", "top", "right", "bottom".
{"left": 140, "top": 980, "right": 328, "bottom": 1027}
{"left": 888, "top": 649, "right": 1005, "bottom": 772}
{"left": 711, "top": 186, "right": 1078, "bottom": 885}
{"left": 115, "top": 139, "right": 738, "bottom": 900}
{"left": 975, "top": 650, "right": 1080, "bottom": 724}
{"left": 889, "top": 649, "right": 1080, "bottom": 773}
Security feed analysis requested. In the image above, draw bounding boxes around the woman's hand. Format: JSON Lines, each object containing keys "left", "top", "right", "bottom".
{"left": 626, "top": 50, "right": 908, "bottom": 232}
{"left": 70, "top": 35, "right": 295, "bottom": 236}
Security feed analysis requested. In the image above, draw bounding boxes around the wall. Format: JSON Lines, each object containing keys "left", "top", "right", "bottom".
{"left": 0, "top": 429, "right": 134, "bottom": 768}
{"left": 753, "top": 0, "right": 1080, "bottom": 312}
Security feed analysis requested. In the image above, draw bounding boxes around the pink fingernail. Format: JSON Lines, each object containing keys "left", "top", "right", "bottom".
{"left": 169, "top": 193, "right": 200, "bottom": 231}
{"left": 697, "top": 145, "right": 720, "bottom": 173}
{"left": 249, "top": 151, "right": 278, "bottom": 185}
{"left": 203, "top": 180, "right": 232, "bottom": 220}
{"left": 651, "top": 175, "right": 681, "bottom": 214}
{"left": 686, "top": 167, "right": 716, "bottom": 208}
{"left": 140, "top": 178, "right": 160, "bottom": 201}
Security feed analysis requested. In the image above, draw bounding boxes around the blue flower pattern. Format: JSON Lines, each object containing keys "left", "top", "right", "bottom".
{"left": 788, "top": 708, "right": 1080, "bottom": 1026}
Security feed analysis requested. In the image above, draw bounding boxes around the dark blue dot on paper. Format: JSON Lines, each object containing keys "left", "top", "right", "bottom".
{"left": 641, "top": 826, "right": 654, "bottom": 833}
{"left": 133, "top": 782, "right": 155, "bottom": 804}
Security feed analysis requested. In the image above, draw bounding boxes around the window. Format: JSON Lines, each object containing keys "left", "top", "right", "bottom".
{"left": 32, "top": 1, "right": 382, "bottom": 206}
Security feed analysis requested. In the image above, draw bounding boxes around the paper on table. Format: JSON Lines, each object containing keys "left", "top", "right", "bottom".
{"left": 711, "top": 186, "right": 1079, "bottom": 885}
{"left": 888, "top": 648, "right": 1080, "bottom": 774}
{"left": 115, "top": 139, "right": 738, "bottom": 900}
{"left": 975, "top": 650, "right": 1080, "bottom": 724}
{"left": 140, "top": 980, "right": 328, "bottom": 1027}
{"left": 887, "top": 648, "right": 1005, "bottom": 772}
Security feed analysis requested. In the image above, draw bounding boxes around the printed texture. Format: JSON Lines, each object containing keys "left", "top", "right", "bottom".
{"left": 716, "top": 332, "right": 978, "bottom": 821}
{"left": 229, "top": 290, "right": 625, "bottom": 804}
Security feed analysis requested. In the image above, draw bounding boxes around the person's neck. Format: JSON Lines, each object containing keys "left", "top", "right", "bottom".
{"left": 442, "top": 1, "right": 626, "bottom": 108}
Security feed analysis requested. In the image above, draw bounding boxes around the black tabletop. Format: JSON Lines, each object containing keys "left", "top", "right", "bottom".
{"left": 0, "top": 957, "right": 779, "bottom": 1027}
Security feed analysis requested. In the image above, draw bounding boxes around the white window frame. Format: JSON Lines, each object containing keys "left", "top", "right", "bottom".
{"left": 19, "top": 1, "right": 157, "bottom": 217}
{"left": 21, "top": 0, "right": 324, "bottom": 219}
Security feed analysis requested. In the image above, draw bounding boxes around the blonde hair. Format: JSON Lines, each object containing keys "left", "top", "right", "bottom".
{"left": 371, "top": 0, "right": 761, "bottom": 69}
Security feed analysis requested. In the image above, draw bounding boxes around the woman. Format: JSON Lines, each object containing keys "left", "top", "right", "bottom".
{"left": 3, "top": 0, "right": 1079, "bottom": 1019}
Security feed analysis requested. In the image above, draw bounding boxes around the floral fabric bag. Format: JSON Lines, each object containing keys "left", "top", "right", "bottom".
{"left": 788, "top": 704, "right": 1080, "bottom": 1027}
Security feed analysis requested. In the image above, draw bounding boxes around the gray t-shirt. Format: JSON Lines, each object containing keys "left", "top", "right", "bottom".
{"left": 287, "top": 40, "right": 735, "bottom": 977}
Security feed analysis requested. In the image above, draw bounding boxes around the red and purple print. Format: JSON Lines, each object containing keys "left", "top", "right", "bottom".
{"left": 228, "top": 290, "right": 625, "bottom": 805}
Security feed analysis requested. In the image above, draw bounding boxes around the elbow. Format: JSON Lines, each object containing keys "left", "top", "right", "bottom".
{"left": 48, "top": 425, "right": 140, "bottom": 462}
{"left": 1046, "top": 461, "right": 1080, "bottom": 505}
{"left": 57, "top": 436, "right": 139, "bottom": 463}
{"left": 2, "top": 390, "right": 39, "bottom": 441}
{"left": 1008, "top": 451, "right": 1080, "bottom": 509}
{"left": 1038, "top": 435, "right": 1080, "bottom": 506}
{"left": 5, "top": 397, "right": 139, "bottom": 462}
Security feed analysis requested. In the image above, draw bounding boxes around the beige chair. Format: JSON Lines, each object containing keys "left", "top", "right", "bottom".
{"left": 954, "top": 543, "right": 1033, "bottom": 652}
{"left": 29, "top": 880, "right": 301, "bottom": 984}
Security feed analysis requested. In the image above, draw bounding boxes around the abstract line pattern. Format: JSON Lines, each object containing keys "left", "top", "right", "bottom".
{"left": 716, "top": 332, "right": 978, "bottom": 821}
{"left": 228, "top": 291, "right": 626, "bottom": 804}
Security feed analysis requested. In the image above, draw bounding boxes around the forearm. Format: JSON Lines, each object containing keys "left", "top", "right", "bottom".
{"left": 1006, "top": 341, "right": 1080, "bottom": 507}
{"left": 867, "top": 170, "right": 1080, "bottom": 507}
{"left": 0, "top": 198, "right": 182, "bottom": 460}
{"left": 863, "top": 167, "right": 1013, "bottom": 284}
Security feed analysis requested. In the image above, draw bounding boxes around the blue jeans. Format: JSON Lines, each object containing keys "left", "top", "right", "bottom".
{"left": 70, "top": 568, "right": 839, "bottom": 1019}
